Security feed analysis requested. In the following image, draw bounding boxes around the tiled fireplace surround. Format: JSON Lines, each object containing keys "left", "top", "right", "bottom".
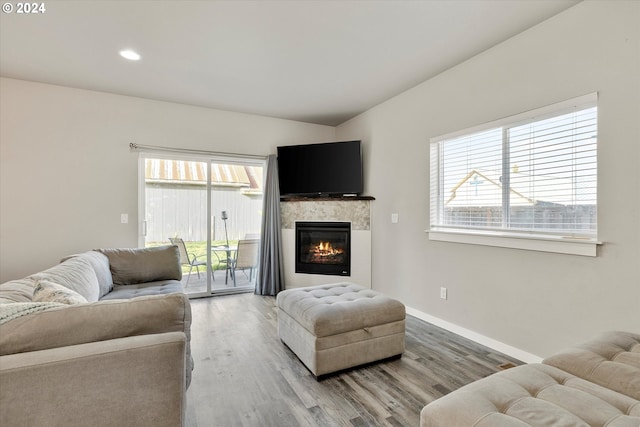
{"left": 280, "top": 199, "right": 372, "bottom": 289}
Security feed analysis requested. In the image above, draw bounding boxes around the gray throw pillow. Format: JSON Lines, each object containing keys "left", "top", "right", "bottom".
{"left": 97, "top": 245, "right": 182, "bottom": 285}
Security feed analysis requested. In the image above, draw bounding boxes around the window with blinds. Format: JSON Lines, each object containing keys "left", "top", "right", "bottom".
{"left": 430, "top": 94, "right": 598, "bottom": 243}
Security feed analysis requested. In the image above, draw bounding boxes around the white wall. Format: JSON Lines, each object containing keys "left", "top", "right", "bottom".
{"left": 336, "top": 1, "right": 640, "bottom": 358}
{"left": 0, "top": 78, "right": 335, "bottom": 282}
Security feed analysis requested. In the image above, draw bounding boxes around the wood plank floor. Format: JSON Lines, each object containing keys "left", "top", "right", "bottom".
{"left": 185, "top": 293, "right": 522, "bottom": 427}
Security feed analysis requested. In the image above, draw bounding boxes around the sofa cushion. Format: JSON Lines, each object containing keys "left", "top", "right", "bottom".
{"left": 33, "top": 280, "right": 88, "bottom": 305}
{"left": 420, "top": 363, "right": 640, "bottom": 427}
{"left": 0, "top": 279, "right": 36, "bottom": 303}
{"left": 544, "top": 331, "right": 640, "bottom": 400}
{"left": 100, "top": 280, "right": 184, "bottom": 300}
{"left": 97, "top": 245, "right": 182, "bottom": 285}
{"left": 29, "top": 257, "right": 100, "bottom": 303}
{"left": 61, "top": 251, "right": 113, "bottom": 298}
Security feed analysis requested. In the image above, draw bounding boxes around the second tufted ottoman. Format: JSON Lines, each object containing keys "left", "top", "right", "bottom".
{"left": 276, "top": 283, "right": 406, "bottom": 378}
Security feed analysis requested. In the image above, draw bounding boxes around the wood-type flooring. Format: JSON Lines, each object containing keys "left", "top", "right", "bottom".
{"left": 185, "top": 293, "right": 522, "bottom": 427}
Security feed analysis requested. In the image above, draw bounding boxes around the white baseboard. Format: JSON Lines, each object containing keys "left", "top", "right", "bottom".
{"left": 405, "top": 306, "right": 543, "bottom": 364}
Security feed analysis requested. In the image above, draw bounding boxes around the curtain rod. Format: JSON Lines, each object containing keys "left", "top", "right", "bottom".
{"left": 129, "top": 142, "right": 268, "bottom": 160}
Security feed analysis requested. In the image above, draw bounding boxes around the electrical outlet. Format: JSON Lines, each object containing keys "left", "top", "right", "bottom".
{"left": 391, "top": 213, "right": 399, "bottom": 223}
{"left": 440, "top": 287, "right": 447, "bottom": 300}
{"left": 120, "top": 213, "right": 128, "bottom": 224}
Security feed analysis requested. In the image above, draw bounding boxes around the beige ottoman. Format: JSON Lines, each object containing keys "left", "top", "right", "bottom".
{"left": 276, "top": 283, "right": 406, "bottom": 378}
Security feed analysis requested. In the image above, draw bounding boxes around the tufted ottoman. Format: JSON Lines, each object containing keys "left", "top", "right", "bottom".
{"left": 276, "top": 283, "right": 406, "bottom": 378}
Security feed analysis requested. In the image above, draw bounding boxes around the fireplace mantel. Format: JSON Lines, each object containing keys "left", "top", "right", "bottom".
{"left": 281, "top": 195, "right": 375, "bottom": 202}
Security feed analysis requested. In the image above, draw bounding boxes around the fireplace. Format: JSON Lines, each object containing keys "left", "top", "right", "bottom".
{"left": 295, "top": 221, "right": 351, "bottom": 276}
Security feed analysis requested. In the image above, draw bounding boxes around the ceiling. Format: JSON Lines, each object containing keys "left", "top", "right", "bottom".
{"left": 0, "top": 0, "right": 580, "bottom": 126}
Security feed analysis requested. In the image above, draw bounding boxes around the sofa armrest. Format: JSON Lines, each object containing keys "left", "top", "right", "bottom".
{"left": 0, "top": 332, "right": 186, "bottom": 427}
{"left": 543, "top": 330, "right": 640, "bottom": 400}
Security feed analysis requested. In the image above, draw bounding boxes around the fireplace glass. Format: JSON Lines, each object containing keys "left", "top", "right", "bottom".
{"left": 295, "top": 221, "right": 351, "bottom": 276}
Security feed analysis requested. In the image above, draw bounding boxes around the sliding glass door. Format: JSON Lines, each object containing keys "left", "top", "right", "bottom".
{"left": 139, "top": 153, "right": 265, "bottom": 297}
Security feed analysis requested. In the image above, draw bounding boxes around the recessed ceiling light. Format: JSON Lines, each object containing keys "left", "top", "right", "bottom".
{"left": 119, "top": 49, "right": 141, "bottom": 61}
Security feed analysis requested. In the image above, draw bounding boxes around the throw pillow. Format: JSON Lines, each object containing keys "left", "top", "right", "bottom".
{"left": 97, "top": 245, "right": 182, "bottom": 285}
{"left": 33, "top": 280, "right": 88, "bottom": 305}
{"left": 60, "top": 251, "right": 113, "bottom": 298}
{"left": 30, "top": 257, "right": 100, "bottom": 302}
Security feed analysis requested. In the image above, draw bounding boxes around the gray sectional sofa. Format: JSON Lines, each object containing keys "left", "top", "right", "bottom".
{"left": 0, "top": 245, "right": 193, "bottom": 427}
{"left": 421, "top": 331, "right": 640, "bottom": 426}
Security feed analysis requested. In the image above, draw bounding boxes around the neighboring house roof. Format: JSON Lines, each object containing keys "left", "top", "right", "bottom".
{"left": 446, "top": 169, "right": 580, "bottom": 207}
{"left": 145, "top": 159, "right": 263, "bottom": 193}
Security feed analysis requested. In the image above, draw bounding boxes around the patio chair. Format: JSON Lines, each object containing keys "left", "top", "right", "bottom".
{"left": 169, "top": 237, "right": 212, "bottom": 286}
{"left": 229, "top": 239, "right": 259, "bottom": 287}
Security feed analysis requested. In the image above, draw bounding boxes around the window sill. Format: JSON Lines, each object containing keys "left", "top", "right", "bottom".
{"left": 426, "top": 228, "right": 600, "bottom": 257}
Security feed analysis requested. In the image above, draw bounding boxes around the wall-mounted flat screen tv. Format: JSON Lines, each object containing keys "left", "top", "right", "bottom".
{"left": 277, "top": 140, "right": 363, "bottom": 197}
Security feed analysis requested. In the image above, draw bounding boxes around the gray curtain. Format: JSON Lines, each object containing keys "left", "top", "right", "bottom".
{"left": 256, "top": 154, "right": 285, "bottom": 296}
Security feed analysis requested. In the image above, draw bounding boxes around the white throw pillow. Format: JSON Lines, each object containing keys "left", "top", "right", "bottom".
{"left": 33, "top": 280, "right": 88, "bottom": 305}
{"left": 30, "top": 257, "right": 100, "bottom": 302}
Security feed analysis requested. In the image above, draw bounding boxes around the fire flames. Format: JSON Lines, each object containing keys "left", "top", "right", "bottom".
{"left": 312, "top": 241, "right": 343, "bottom": 257}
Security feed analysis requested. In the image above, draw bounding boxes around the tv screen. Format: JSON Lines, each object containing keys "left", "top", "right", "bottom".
{"left": 277, "top": 140, "right": 363, "bottom": 197}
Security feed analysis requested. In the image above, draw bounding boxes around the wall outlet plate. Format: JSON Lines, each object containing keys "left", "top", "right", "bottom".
{"left": 440, "top": 287, "right": 447, "bottom": 300}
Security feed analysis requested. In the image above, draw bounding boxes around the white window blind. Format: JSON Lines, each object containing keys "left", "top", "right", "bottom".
{"left": 430, "top": 94, "right": 598, "bottom": 245}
